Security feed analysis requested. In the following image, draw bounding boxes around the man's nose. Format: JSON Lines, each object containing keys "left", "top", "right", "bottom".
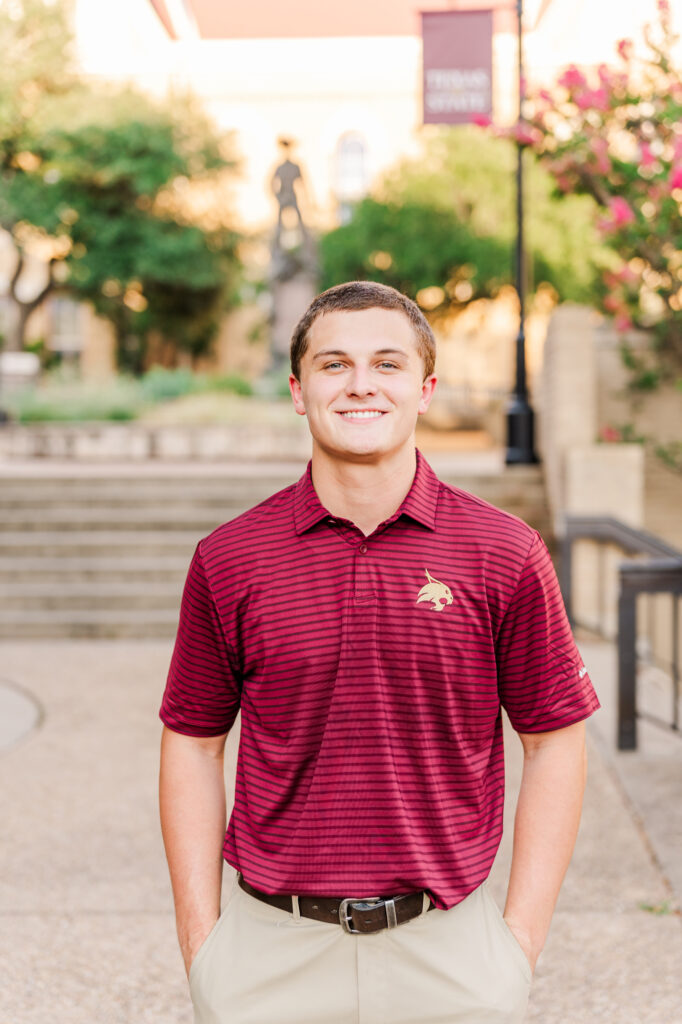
{"left": 346, "top": 365, "right": 377, "bottom": 396}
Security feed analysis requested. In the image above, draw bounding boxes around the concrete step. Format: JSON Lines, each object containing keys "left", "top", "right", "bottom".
{"left": 0, "top": 556, "right": 189, "bottom": 582}
{"left": 0, "top": 498, "right": 550, "bottom": 529}
{"left": 0, "top": 580, "right": 183, "bottom": 611}
{"left": 0, "top": 507, "right": 254, "bottom": 532}
{"left": 0, "top": 530, "right": 201, "bottom": 558}
{"left": 0, "top": 459, "right": 552, "bottom": 638}
{"left": 0, "top": 607, "right": 179, "bottom": 639}
{"left": 0, "top": 481, "right": 549, "bottom": 509}
{"left": 0, "top": 479, "right": 298, "bottom": 504}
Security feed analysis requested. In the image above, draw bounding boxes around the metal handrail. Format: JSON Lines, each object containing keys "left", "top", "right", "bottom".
{"left": 617, "top": 560, "right": 682, "bottom": 749}
{"left": 561, "top": 517, "right": 682, "bottom": 750}
{"left": 561, "top": 517, "right": 682, "bottom": 625}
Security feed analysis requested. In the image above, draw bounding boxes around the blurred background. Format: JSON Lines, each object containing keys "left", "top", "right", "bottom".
{"left": 0, "top": 2, "right": 681, "bottom": 1022}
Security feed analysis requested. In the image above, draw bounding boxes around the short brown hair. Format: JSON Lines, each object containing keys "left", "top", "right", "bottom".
{"left": 290, "top": 281, "right": 436, "bottom": 380}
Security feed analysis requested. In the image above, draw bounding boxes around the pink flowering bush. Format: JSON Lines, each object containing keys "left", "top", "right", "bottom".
{"left": 526, "top": 1, "right": 682, "bottom": 386}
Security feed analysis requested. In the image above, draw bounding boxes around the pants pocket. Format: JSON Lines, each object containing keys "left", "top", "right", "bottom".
{"left": 482, "top": 884, "right": 533, "bottom": 986}
{"left": 188, "top": 874, "right": 239, "bottom": 988}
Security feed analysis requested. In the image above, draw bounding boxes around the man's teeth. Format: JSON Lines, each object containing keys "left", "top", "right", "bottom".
{"left": 340, "top": 411, "right": 384, "bottom": 419}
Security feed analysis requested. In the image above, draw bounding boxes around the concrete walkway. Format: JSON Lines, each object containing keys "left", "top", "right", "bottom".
{"left": 0, "top": 638, "right": 680, "bottom": 1024}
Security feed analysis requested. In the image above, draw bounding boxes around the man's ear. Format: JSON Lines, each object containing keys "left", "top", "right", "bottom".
{"left": 418, "top": 374, "right": 437, "bottom": 415}
{"left": 289, "top": 373, "right": 306, "bottom": 416}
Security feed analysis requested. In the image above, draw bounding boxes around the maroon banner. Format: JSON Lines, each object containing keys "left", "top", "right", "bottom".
{"left": 421, "top": 9, "right": 493, "bottom": 125}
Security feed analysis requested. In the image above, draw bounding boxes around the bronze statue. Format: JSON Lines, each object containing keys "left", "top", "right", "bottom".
{"left": 266, "top": 138, "right": 318, "bottom": 372}
{"left": 271, "top": 138, "right": 307, "bottom": 248}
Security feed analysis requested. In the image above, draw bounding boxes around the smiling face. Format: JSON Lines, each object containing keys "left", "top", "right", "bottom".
{"left": 288, "top": 306, "right": 437, "bottom": 463}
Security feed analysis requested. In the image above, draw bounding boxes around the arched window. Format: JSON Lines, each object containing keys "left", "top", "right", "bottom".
{"left": 333, "top": 132, "right": 369, "bottom": 224}
{"left": 49, "top": 295, "right": 84, "bottom": 355}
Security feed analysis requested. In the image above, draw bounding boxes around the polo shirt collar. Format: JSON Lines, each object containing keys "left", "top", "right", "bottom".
{"left": 293, "top": 448, "right": 439, "bottom": 535}
{"left": 396, "top": 448, "right": 439, "bottom": 530}
{"left": 293, "top": 462, "right": 330, "bottom": 535}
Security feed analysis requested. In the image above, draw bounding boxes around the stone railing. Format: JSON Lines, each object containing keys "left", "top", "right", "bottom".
{"left": 0, "top": 422, "right": 313, "bottom": 461}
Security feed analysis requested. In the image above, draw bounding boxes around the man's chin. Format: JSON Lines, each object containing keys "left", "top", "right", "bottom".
{"left": 312, "top": 436, "right": 403, "bottom": 464}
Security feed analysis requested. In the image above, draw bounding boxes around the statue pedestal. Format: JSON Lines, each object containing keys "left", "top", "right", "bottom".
{"left": 270, "top": 270, "right": 318, "bottom": 371}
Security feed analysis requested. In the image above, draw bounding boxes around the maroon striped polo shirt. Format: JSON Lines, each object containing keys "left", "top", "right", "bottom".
{"left": 160, "top": 449, "right": 600, "bottom": 910}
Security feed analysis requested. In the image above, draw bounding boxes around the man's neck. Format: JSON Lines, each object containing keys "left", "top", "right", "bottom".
{"left": 310, "top": 444, "right": 418, "bottom": 537}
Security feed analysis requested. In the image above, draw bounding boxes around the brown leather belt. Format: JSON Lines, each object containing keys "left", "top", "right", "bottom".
{"left": 237, "top": 872, "right": 436, "bottom": 934}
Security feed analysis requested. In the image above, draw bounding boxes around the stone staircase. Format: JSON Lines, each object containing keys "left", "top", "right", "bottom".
{"left": 0, "top": 457, "right": 552, "bottom": 638}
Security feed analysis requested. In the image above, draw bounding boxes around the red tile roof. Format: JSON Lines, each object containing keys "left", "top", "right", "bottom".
{"left": 182, "top": 0, "right": 516, "bottom": 39}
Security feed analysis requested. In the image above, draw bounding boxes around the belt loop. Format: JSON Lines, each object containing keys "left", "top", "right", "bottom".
{"left": 421, "top": 892, "right": 430, "bottom": 915}
{"left": 291, "top": 894, "right": 301, "bottom": 920}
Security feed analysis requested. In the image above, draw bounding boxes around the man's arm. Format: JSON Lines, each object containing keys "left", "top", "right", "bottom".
{"left": 159, "top": 725, "right": 229, "bottom": 977}
{"left": 503, "top": 719, "right": 588, "bottom": 972}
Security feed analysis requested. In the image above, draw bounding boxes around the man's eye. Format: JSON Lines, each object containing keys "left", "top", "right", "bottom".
{"left": 324, "top": 361, "right": 344, "bottom": 370}
{"left": 378, "top": 361, "right": 398, "bottom": 369}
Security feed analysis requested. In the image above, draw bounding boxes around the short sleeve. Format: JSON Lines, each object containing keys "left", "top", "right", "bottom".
{"left": 159, "top": 541, "right": 241, "bottom": 737}
{"left": 495, "top": 531, "right": 600, "bottom": 733}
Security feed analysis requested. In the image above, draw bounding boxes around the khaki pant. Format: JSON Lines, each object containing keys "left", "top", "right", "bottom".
{"left": 188, "top": 872, "right": 533, "bottom": 1024}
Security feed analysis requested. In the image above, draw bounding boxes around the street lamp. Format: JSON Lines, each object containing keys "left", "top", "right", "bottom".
{"left": 505, "top": 0, "right": 539, "bottom": 465}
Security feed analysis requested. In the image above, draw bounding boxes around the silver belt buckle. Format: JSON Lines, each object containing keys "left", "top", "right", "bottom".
{"left": 339, "top": 896, "right": 397, "bottom": 933}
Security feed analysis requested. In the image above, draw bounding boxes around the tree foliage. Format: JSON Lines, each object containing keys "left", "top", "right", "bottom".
{"left": 525, "top": 0, "right": 682, "bottom": 384}
{"left": 320, "top": 197, "right": 510, "bottom": 315}
{"left": 0, "top": 0, "right": 76, "bottom": 137}
{"left": 0, "top": 0, "right": 242, "bottom": 371}
{"left": 321, "top": 126, "right": 604, "bottom": 319}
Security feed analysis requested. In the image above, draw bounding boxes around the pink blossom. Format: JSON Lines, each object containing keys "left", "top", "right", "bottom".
{"left": 600, "top": 425, "right": 623, "bottom": 442}
{"left": 673, "top": 136, "right": 682, "bottom": 162}
{"left": 603, "top": 293, "right": 621, "bottom": 313}
{"left": 597, "top": 64, "right": 612, "bottom": 86}
{"left": 605, "top": 266, "right": 639, "bottom": 289}
{"left": 616, "top": 265, "right": 639, "bottom": 286}
{"left": 669, "top": 165, "right": 682, "bottom": 190}
{"left": 647, "top": 182, "right": 666, "bottom": 203}
{"left": 617, "top": 38, "right": 633, "bottom": 61}
{"left": 558, "top": 65, "right": 587, "bottom": 91}
{"left": 639, "top": 143, "right": 657, "bottom": 168}
{"left": 589, "top": 137, "right": 611, "bottom": 174}
{"left": 472, "top": 114, "right": 492, "bottom": 128}
{"left": 615, "top": 314, "right": 633, "bottom": 333}
{"left": 575, "top": 88, "right": 610, "bottom": 112}
{"left": 538, "top": 88, "right": 553, "bottom": 104}
{"left": 513, "top": 123, "right": 539, "bottom": 147}
{"left": 609, "top": 197, "right": 636, "bottom": 226}
{"left": 658, "top": 0, "right": 670, "bottom": 15}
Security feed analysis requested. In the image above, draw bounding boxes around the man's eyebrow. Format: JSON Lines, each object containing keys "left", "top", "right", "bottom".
{"left": 312, "top": 349, "right": 346, "bottom": 360}
{"left": 311, "top": 347, "right": 409, "bottom": 361}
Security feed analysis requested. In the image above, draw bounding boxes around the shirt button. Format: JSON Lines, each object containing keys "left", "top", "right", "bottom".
{"left": 359, "top": 543, "right": 368, "bottom": 554}
{"left": 328, "top": 518, "right": 336, "bottom": 524}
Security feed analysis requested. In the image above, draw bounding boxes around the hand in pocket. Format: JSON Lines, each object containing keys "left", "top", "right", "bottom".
{"left": 185, "top": 915, "right": 221, "bottom": 979}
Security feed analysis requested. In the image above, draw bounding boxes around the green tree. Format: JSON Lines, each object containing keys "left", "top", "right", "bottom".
{"left": 0, "top": 0, "right": 78, "bottom": 349}
{"left": 321, "top": 126, "right": 604, "bottom": 318}
{"left": 320, "top": 197, "right": 510, "bottom": 316}
{"left": 0, "top": 0, "right": 75, "bottom": 138}
{"left": 0, "top": 0, "right": 242, "bottom": 372}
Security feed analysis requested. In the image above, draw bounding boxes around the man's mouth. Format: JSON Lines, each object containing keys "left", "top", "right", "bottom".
{"left": 337, "top": 410, "right": 386, "bottom": 420}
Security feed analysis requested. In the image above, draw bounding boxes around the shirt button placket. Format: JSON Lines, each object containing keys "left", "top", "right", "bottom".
{"left": 354, "top": 541, "right": 372, "bottom": 602}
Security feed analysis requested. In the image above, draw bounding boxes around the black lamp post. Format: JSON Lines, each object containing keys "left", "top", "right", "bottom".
{"left": 505, "top": 0, "right": 539, "bottom": 465}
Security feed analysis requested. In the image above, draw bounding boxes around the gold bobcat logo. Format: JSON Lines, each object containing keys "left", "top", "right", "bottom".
{"left": 416, "top": 569, "right": 453, "bottom": 612}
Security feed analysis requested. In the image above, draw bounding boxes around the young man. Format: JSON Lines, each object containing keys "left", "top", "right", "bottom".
{"left": 159, "top": 281, "right": 600, "bottom": 1024}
